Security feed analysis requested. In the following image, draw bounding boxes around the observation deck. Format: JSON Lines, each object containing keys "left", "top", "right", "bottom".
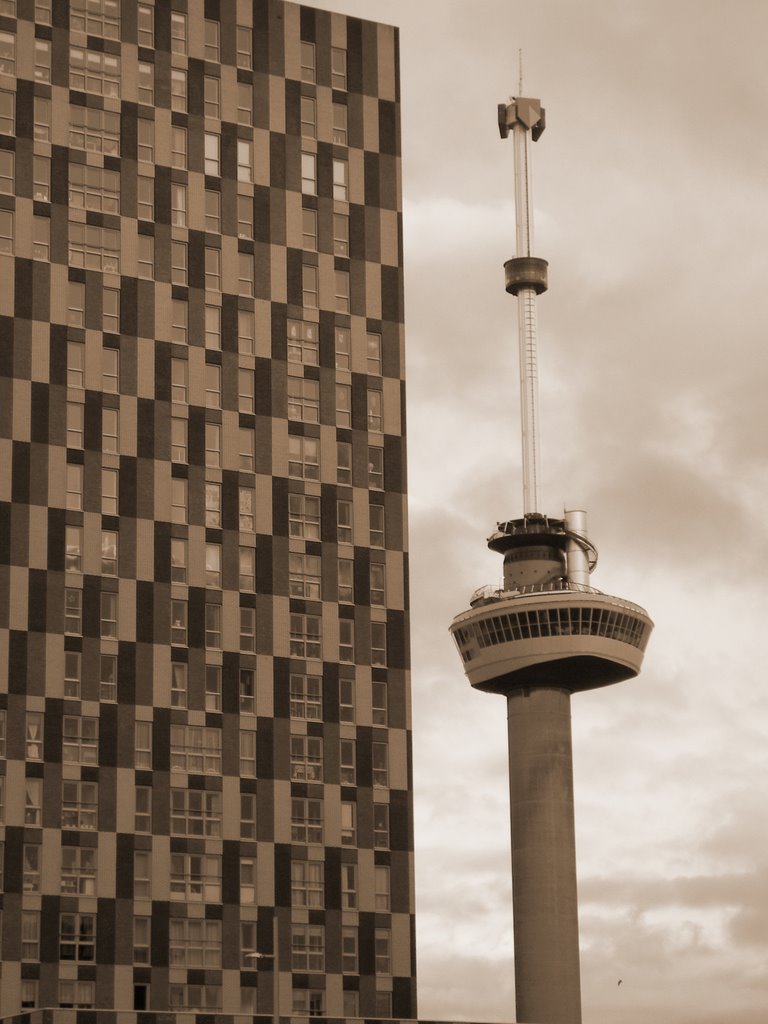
{"left": 450, "top": 580, "right": 653, "bottom": 695}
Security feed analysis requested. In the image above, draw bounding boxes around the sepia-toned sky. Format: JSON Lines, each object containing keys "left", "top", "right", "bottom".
{"left": 310, "top": 2, "right": 768, "bottom": 1021}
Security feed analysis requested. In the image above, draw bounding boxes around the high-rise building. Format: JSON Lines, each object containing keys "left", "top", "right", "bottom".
{"left": 0, "top": 1, "right": 415, "bottom": 1018}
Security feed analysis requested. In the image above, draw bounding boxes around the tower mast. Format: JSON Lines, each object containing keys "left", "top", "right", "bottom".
{"left": 450, "top": 99, "right": 654, "bottom": 1024}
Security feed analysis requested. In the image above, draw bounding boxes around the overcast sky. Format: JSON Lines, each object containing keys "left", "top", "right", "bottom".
{"left": 311, "top": 2, "right": 768, "bottom": 1021}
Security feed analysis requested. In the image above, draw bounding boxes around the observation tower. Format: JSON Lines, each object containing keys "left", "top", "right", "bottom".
{"left": 449, "top": 98, "right": 653, "bottom": 1024}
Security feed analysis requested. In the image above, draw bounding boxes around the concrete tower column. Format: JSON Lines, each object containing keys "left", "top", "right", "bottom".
{"left": 507, "top": 687, "right": 581, "bottom": 1024}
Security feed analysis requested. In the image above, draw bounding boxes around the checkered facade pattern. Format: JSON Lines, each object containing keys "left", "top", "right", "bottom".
{"left": 0, "top": 0, "right": 415, "bottom": 1018}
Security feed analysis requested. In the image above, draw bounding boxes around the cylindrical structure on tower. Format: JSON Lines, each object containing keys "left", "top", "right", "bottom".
{"left": 507, "top": 687, "right": 581, "bottom": 1024}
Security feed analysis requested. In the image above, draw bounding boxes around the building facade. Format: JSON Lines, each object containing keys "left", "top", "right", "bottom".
{"left": 0, "top": 0, "right": 415, "bottom": 1017}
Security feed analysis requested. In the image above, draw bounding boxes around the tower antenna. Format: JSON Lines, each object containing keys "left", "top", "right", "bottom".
{"left": 518, "top": 48, "right": 523, "bottom": 95}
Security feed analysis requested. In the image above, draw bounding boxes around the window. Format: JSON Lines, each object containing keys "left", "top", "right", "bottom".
{"left": 372, "top": 621, "right": 387, "bottom": 666}
{"left": 237, "top": 25, "right": 252, "bottom": 68}
{"left": 171, "top": 182, "right": 187, "bottom": 226}
{"left": 205, "top": 75, "right": 220, "bottom": 119}
{"left": 21, "top": 911, "right": 40, "bottom": 960}
{"left": 206, "top": 481, "right": 221, "bottom": 527}
{"left": 205, "top": 542, "right": 222, "bottom": 586}
{"left": 339, "top": 676, "right": 353, "bottom": 719}
{"left": 370, "top": 504, "right": 386, "bottom": 548}
{"left": 288, "top": 435, "right": 320, "bottom": 479}
{"left": 206, "top": 422, "right": 221, "bottom": 467}
{"left": 240, "top": 730, "right": 257, "bottom": 777}
{"left": 206, "top": 665, "right": 222, "bottom": 711}
{"left": 370, "top": 563, "right": 386, "bottom": 605}
{"left": 288, "top": 377, "right": 319, "bottom": 422}
{"left": 171, "top": 663, "right": 187, "bottom": 707}
{"left": 205, "top": 189, "right": 221, "bottom": 232}
{"left": 373, "top": 802, "right": 390, "bottom": 848}
{"left": 65, "top": 587, "right": 82, "bottom": 634}
{"left": 338, "top": 558, "right": 353, "bottom": 603}
{"left": 238, "top": 194, "right": 253, "bottom": 237}
{"left": 170, "top": 918, "right": 221, "bottom": 968}
{"left": 366, "top": 332, "right": 383, "bottom": 375}
{"left": 33, "top": 155, "right": 50, "bottom": 201}
{"left": 68, "top": 338, "right": 85, "bottom": 381}
{"left": 171, "top": 12, "right": 187, "bottom": 53}
{"left": 336, "top": 499, "right": 353, "bottom": 544}
{"left": 302, "top": 264, "right": 319, "bottom": 307}
{"left": 341, "top": 926, "right": 358, "bottom": 973}
{"left": 333, "top": 159, "right": 349, "bottom": 201}
{"left": 65, "top": 651, "right": 81, "bottom": 697}
{"left": 375, "top": 992, "right": 393, "bottom": 1018}
{"left": 342, "top": 802, "right": 356, "bottom": 843}
{"left": 70, "top": 104, "right": 119, "bottom": 154}
{"left": 336, "top": 384, "right": 352, "bottom": 427}
{"left": 25, "top": 778, "right": 42, "bottom": 826}
{"left": 238, "top": 252, "right": 255, "bottom": 296}
{"left": 332, "top": 103, "right": 348, "bottom": 144}
{"left": 135, "top": 787, "right": 151, "bottom": 832}
{"left": 290, "top": 672, "right": 322, "bottom": 720}
{"left": 71, "top": 0, "right": 119, "bottom": 38}
{"left": 302, "top": 208, "right": 318, "bottom": 250}
{"left": 103, "top": 407, "right": 119, "bottom": 453}
{"left": 291, "top": 798, "right": 324, "bottom": 846}
{"left": 335, "top": 270, "right": 350, "bottom": 313}
{"left": 206, "top": 602, "right": 222, "bottom": 647}
{"left": 239, "top": 486, "right": 255, "bottom": 530}
{"left": 239, "top": 546, "right": 255, "bottom": 589}
{"left": 0, "top": 150, "right": 12, "bottom": 194}
{"left": 0, "top": 90, "right": 14, "bottom": 134}
{"left": 239, "top": 669, "right": 255, "bottom": 714}
{"left": 375, "top": 928, "right": 392, "bottom": 974}
{"left": 332, "top": 47, "right": 347, "bottom": 89}
{"left": 300, "top": 41, "right": 315, "bottom": 83}
{"left": 137, "top": 3, "right": 154, "bottom": 46}
{"left": 171, "top": 240, "right": 187, "bottom": 285}
{"left": 205, "top": 132, "right": 220, "bottom": 175}
{"left": 291, "top": 858, "right": 324, "bottom": 905}
{"left": 134, "top": 850, "right": 151, "bottom": 899}
{"left": 290, "top": 613, "right": 321, "bottom": 658}
{"left": 335, "top": 326, "right": 351, "bottom": 369}
{"left": 372, "top": 680, "right": 388, "bottom": 725}
{"left": 171, "top": 475, "right": 188, "bottom": 520}
{"left": 289, "top": 494, "right": 320, "bottom": 540}
{"left": 0, "top": 31, "right": 15, "bottom": 76}
{"left": 290, "top": 552, "right": 321, "bottom": 598}
{"left": 102, "top": 344, "right": 119, "bottom": 386}
{"left": 134, "top": 916, "right": 151, "bottom": 964}
{"left": 67, "top": 464, "right": 83, "bottom": 510}
{"left": 62, "top": 780, "right": 97, "bottom": 828}
{"left": 102, "top": 528, "right": 118, "bottom": 575}
{"left": 171, "top": 125, "right": 187, "bottom": 168}
{"left": 137, "top": 117, "right": 154, "bottom": 162}
{"left": 138, "top": 61, "right": 154, "bottom": 104}
{"left": 334, "top": 212, "right": 349, "bottom": 256}
{"left": 367, "top": 389, "right": 383, "bottom": 432}
{"left": 63, "top": 716, "right": 98, "bottom": 764}
{"left": 171, "top": 853, "right": 222, "bottom": 902}
{"left": 101, "top": 653, "right": 117, "bottom": 700}
{"left": 172, "top": 414, "right": 188, "bottom": 462}
{"left": 21, "top": 980, "right": 38, "bottom": 1010}
{"left": 135, "top": 721, "right": 152, "bottom": 769}
{"left": 239, "top": 427, "right": 255, "bottom": 471}
{"left": 369, "top": 446, "right": 384, "bottom": 489}
{"left": 292, "top": 924, "right": 324, "bottom": 971}
{"left": 172, "top": 299, "right": 188, "bottom": 343}
{"left": 34, "top": 37, "right": 51, "bottom": 82}
{"left": 291, "top": 735, "right": 323, "bottom": 782}
{"left": 171, "top": 598, "right": 187, "bottom": 644}
{"left": 0, "top": 209, "right": 12, "bottom": 253}
{"left": 70, "top": 47, "right": 120, "bottom": 97}
{"left": 374, "top": 864, "right": 391, "bottom": 910}
{"left": 33, "top": 216, "right": 50, "bottom": 260}
{"left": 101, "top": 591, "right": 118, "bottom": 637}
{"left": 61, "top": 846, "right": 96, "bottom": 895}
{"left": 137, "top": 235, "right": 154, "bottom": 278}
{"left": 301, "top": 96, "right": 316, "bottom": 138}
{"left": 59, "top": 979, "right": 96, "bottom": 1009}
{"left": 204, "top": 18, "right": 220, "bottom": 60}
{"left": 288, "top": 319, "right": 319, "bottom": 365}
{"left": 69, "top": 223, "right": 120, "bottom": 273}
{"left": 26, "top": 712, "right": 44, "bottom": 760}
{"left": 301, "top": 151, "right": 316, "bottom": 194}
{"left": 240, "top": 608, "right": 256, "bottom": 652}
{"left": 237, "top": 139, "right": 253, "bottom": 182}
{"left": 236, "top": 82, "right": 253, "bottom": 127}
{"left": 171, "top": 788, "right": 222, "bottom": 836}
{"left": 170, "top": 724, "right": 222, "bottom": 773}
{"left": 337, "top": 440, "right": 352, "bottom": 483}
{"left": 340, "top": 738, "right": 356, "bottom": 784}
{"left": 24, "top": 835, "right": 46, "bottom": 886}
{"left": 66, "top": 525, "right": 83, "bottom": 571}
{"left": 341, "top": 862, "right": 357, "bottom": 907}
{"left": 205, "top": 246, "right": 221, "bottom": 289}
{"left": 169, "top": 984, "right": 221, "bottom": 1011}
{"left": 241, "top": 792, "right": 257, "bottom": 839}
{"left": 339, "top": 618, "right": 354, "bottom": 662}
{"left": 171, "top": 68, "right": 187, "bottom": 111}
{"left": 171, "top": 358, "right": 188, "bottom": 402}
{"left": 205, "top": 363, "right": 221, "bottom": 407}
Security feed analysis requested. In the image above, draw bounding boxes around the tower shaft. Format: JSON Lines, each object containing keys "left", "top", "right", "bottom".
{"left": 507, "top": 688, "right": 581, "bottom": 1024}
